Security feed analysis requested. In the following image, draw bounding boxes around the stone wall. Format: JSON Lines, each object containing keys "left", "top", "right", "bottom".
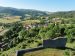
{"left": 16, "top": 46, "right": 43, "bottom": 56}
{"left": 16, "top": 37, "right": 67, "bottom": 56}
{"left": 43, "top": 37, "right": 67, "bottom": 48}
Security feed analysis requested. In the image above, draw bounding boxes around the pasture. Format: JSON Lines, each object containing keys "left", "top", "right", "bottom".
{"left": 0, "top": 16, "right": 21, "bottom": 23}
{"left": 22, "top": 20, "right": 40, "bottom": 25}
{"left": 23, "top": 48, "right": 64, "bottom": 56}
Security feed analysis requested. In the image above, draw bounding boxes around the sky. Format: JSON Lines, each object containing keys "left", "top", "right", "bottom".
{"left": 0, "top": 0, "right": 75, "bottom": 12}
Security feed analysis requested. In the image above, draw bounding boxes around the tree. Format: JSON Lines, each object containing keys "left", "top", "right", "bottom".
{"left": 45, "top": 30, "right": 55, "bottom": 39}
{"left": 40, "top": 19, "right": 45, "bottom": 24}
{"left": 47, "top": 23, "right": 55, "bottom": 30}
{"left": 20, "top": 16, "right": 25, "bottom": 21}
{"left": 53, "top": 24, "right": 60, "bottom": 33}
{"left": 65, "top": 29, "right": 74, "bottom": 43}
{"left": 66, "top": 33, "right": 72, "bottom": 43}
{"left": 18, "top": 29, "right": 27, "bottom": 40}
{"left": 64, "top": 49, "right": 70, "bottom": 56}
{"left": 28, "top": 28, "right": 39, "bottom": 37}
{"left": 39, "top": 32, "right": 45, "bottom": 39}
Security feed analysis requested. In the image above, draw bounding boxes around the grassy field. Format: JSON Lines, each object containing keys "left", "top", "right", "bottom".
{"left": 0, "top": 29, "right": 9, "bottom": 36}
{"left": 0, "top": 26, "right": 10, "bottom": 36}
{"left": 0, "top": 26, "right": 3, "bottom": 32}
{"left": 0, "top": 19, "right": 20, "bottom": 23}
{"left": 22, "top": 20, "right": 40, "bottom": 25}
{"left": 66, "top": 41, "right": 75, "bottom": 49}
{"left": 23, "top": 48, "right": 64, "bottom": 56}
{"left": 0, "top": 18, "right": 20, "bottom": 23}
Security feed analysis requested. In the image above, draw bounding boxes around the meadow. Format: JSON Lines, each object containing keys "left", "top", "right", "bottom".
{"left": 22, "top": 20, "right": 40, "bottom": 25}
{"left": 0, "top": 16, "right": 21, "bottom": 23}
{"left": 23, "top": 48, "right": 64, "bottom": 56}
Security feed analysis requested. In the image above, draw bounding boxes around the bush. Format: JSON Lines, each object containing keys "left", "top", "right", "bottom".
{"left": 64, "top": 49, "right": 70, "bottom": 56}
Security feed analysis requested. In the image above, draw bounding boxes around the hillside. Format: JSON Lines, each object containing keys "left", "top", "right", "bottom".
{"left": 49, "top": 11, "right": 75, "bottom": 18}
{"left": 0, "top": 6, "right": 48, "bottom": 18}
{"left": 1, "top": 7, "right": 75, "bottom": 19}
{"left": 23, "top": 48, "right": 64, "bottom": 56}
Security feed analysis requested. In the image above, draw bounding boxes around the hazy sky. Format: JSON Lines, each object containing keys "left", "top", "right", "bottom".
{"left": 0, "top": 0, "right": 75, "bottom": 12}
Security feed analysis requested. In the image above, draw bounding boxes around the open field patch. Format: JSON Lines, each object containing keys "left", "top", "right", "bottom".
{"left": 0, "top": 18, "right": 20, "bottom": 23}
{"left": 22, "top": 20, "right": 40, "bottom": 25}
{"left": 23, "top": 48, "right": 64, "bottom": 56}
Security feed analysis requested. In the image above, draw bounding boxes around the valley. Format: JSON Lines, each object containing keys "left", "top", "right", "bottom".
{"left": 0, "top": 7, "right": 75, "bottom": 56}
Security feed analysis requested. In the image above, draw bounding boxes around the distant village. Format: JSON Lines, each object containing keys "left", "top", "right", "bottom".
{"left": 23, "top": 17, "right": 61, "bottom": 30}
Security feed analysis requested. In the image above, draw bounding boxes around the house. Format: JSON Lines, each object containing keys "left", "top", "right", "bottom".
{"left": 52, "top": 18, "right": 62, "bottom": 25}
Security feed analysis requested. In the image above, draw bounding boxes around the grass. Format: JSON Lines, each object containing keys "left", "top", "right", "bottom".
{"left": 0, "top": 41, "right": 39, "bottom": 56}
{"left": 0, "top": 26, "right": 3, "bottom": 32}
{"left": 0, "top": 19, "right": 20, "bottom": 23}
{"left": 66, "top": 41, "right": 75, "bottom": 49}
{"left": 22, "top": 20, "right": 40, "bottom": 25}
{"left": 0, "top": 26, "right": 9, "bottom": 36}
{"left": 0, "top": 29, "right": 9, "bottom": 36}
{"left": 23, "top": 48, "right": 64, "bottom": 56}
{"left": 0, "top": 18, "right": 20, "bottom": 23}
{"left": 21, "top": 41, "right": 75, "bottom": 56}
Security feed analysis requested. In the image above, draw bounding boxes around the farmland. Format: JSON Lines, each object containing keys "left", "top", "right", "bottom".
{"left": 22, "top": 20, "right": 40, "bottom": 25}
{"left": 23, "top": 48, "right": 75, "bottom": 56}
{"left": 0, "top": 16, "right": 21, "bottom": 23}
{"left": 23, "top": 48, "right": 64, "bottom": 56}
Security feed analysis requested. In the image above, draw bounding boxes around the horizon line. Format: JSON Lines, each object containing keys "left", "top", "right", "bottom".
{"left": 0, "top": 6, "right": 75, "bottom": 12}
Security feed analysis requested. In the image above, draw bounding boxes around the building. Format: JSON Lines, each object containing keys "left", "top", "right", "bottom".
{"left": 52, "top": 18, "right": 62, "bottom": 25}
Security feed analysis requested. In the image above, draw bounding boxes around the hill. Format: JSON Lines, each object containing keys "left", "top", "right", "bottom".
{"left": 0, "top": 6, "right": 48, "bottom": 18}
{"left": 0, "top": 6, "right": 75, "bottom": 19}
{"left": 49, "top": 11, "right": 75, "bottom": 18}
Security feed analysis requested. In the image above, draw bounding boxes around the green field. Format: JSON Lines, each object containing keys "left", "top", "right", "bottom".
{"left": 23, "top": 48, "right": 75, "bottom": 56}
{"left": 22, "top": 20, "right": 40, "bottom": 25}
{"left": 0, "top": 26, "right": 9, "bottom": 36}
{"left": 23, "top": 48, "right": 64, "bottom": 56}
{"left": 0, "top": 29, "right": 9, "bottom": 36}
{"left": 0, "top": 19, "right": 20, "bottom": 23}
{"left": 0, "top": 26, "right": 3, "bottom": 32}
{"left": 0, "top": 18, "right": 20, "bottom": 23}
{"left": 66, "top": 41, "right": 75, "bottom": 49}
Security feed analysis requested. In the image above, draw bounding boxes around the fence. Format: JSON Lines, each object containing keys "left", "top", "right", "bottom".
{"left": 16, "top": 46, "right": 43, "bottom": 56}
